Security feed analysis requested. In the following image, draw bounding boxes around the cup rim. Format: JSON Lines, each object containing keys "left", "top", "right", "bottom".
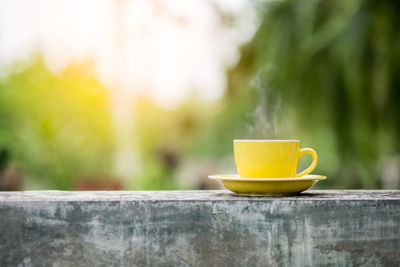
{"left": 234, "top": 139, "right": 300, "bottom": 142}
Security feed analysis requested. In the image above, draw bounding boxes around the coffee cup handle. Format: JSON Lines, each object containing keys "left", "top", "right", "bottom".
{"left": 295, "top": 148, "right": 318, "bottom": 177}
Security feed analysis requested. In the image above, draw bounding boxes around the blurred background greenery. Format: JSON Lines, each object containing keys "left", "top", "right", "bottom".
{"left": 0, "top": 0, "right": 399, "bottom": 190}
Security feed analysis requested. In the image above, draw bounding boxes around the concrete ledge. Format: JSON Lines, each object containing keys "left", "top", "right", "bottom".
{"left": 0, "top": 190, "right": 399, "bottom": 266}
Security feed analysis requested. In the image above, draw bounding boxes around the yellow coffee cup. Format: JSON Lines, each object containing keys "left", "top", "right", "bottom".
{"left": 234, "top": 139, "right": 318, "bottom": 178}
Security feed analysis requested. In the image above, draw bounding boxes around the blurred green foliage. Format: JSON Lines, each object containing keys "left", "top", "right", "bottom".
{"left": 0, "top": 56, "right": 114, "bottom": 189}
{"left": 206, "top": 0, "right": 400, "bottom": 188}
{"left": 1, "top": 0, "right": 399, "bottom": 190}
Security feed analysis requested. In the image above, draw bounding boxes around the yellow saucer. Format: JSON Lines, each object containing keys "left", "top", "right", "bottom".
{"left": 208, "top": 174, "right": 327, "bottom": 196}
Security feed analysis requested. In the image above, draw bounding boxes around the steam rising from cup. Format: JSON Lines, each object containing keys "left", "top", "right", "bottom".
{"left": 246, "top": 64, "right": 283, "bottom": 139}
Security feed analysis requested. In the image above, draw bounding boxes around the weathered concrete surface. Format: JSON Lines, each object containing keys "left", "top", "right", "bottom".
{"left": 0, "top": 190, "right": 399, "bottom": 266}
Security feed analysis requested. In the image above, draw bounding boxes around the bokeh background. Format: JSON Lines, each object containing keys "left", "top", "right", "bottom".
{"left": 0, "top": 0, "right": 399, "bottom": 191}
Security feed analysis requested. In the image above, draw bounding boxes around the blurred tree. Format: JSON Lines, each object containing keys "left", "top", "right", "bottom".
{"left": 224, "top": 0, "right": 400, "bottom": 188}
{"left": 0, "top": 55, "right": 115, "bottom": 189}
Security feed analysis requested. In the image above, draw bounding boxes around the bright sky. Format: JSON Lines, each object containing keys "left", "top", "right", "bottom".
{"left": 0, "top": 0, "right": 258, "bottom": 106}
